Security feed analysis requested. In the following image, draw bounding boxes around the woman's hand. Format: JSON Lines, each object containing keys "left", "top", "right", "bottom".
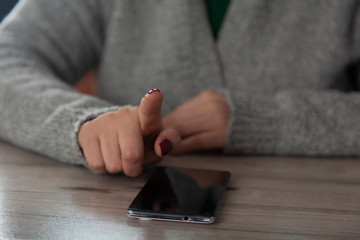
{"left": 163, "top": 90, "right": 230, "bottom": 154}
{"left": 78, "top": 89, "right": 180, "bottom": 176}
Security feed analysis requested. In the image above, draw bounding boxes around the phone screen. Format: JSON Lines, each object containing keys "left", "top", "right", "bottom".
{"left": 127, "top": 166, "right": 231, "bottom": 224}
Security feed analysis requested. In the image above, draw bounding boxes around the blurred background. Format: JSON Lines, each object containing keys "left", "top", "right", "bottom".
{"left": 0, "top": 0, "right": 96, "bottom": 95}
{"left": 0, "top": 0, "right": 18, "bottom": 22}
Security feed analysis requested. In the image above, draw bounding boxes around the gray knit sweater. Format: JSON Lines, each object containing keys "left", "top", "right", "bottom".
{"left": 1, "top": 0, "right": 360, "bottom": 166}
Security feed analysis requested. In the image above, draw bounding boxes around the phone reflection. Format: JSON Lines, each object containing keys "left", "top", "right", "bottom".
{"left": 130, "top": 167, "right": 230, "bottom": 216}
{"left": 140, "top": 168, "right": 179, "bottom": 211}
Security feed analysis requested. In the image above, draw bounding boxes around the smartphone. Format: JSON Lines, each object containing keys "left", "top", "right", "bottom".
{"left": 127, "top": 166, "right": 231, "bottom": 224}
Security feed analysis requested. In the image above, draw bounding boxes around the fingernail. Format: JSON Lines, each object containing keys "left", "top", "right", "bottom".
{"left": 147, "top": 88, "right": 161, "bottom": 95}
{"left": 160, "top": 139, "right": 173, "bottom": 156}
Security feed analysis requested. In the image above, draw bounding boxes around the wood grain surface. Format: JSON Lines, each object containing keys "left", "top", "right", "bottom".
{"left": 0, "top": 140, "right": 359, "bottom": 240}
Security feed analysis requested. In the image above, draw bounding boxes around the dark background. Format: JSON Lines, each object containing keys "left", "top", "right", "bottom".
{"left": 1, "top": 0, "right": 18, "bottom": 22}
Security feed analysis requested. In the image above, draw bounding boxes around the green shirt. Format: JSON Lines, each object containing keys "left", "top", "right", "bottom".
{"left": 205, "top": 0, "right": 231, "bottom": 39}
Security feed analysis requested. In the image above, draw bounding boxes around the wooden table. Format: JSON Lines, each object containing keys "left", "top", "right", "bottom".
{"left": 0, "top": 140, "right": 359, "bottom": 240}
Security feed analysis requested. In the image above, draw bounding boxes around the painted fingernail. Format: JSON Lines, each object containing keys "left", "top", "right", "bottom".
{"left": 147, "top": 88, "right": 161, "bottom": 95}
{"left": 160, "top": 139, "right": 173, "bottom": 156}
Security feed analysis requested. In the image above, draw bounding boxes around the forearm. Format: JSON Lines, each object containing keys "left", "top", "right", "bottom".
{"left": 0, "top": 0, "right": 119, "bottom": 164}
{"left": 225, "top": 89, "right": 360, "bottom": 156}
{"left": 0, "top": 62, "right": 119, "bottom": 164}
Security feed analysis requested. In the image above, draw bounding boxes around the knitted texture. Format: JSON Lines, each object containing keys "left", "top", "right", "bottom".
{"left": 1, "top": 0, "right": 360, "bottom": 167}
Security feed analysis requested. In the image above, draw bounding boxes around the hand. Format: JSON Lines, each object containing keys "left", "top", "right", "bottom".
{"left": 78, "top": 89, "right": 180, "bottom": 176}
{"left": 163, "top": 90, "right": 230, "bottom": 154}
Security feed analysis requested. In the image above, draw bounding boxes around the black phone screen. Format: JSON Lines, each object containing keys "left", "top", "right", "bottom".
{"left": 127, "top": 166, "right": 231, "bottom": 223}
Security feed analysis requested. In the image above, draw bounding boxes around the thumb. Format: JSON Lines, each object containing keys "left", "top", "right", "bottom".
{"left": 154, "top": 128, "right": 181, "bottom": 157}
{"left": 139, "top": 88, "right": 163, "bottom": 136}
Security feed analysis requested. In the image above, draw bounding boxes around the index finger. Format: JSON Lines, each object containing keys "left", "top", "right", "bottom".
{"left": 138, "top": 89, "right": 163, "bottom": 136}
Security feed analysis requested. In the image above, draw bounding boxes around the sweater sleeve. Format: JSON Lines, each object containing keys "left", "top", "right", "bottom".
{"left": 224, "top": 89, "right": 360, "bottom": 157}
{"left": 0, "top": 0, "right": 119, "bottom": 165}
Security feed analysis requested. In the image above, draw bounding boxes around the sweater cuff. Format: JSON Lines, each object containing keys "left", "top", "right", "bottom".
{"left": 223, "top": 90, "right": 280, "bottom": 155}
